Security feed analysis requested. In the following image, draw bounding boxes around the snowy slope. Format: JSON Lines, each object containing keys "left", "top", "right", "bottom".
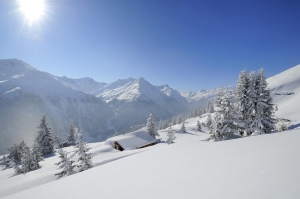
{"left": 1, "top": 116, "right": 300, "bottom": 199}
{"left": 93, "top": 78, "right": 135, "bottom": 96}
{"left": 267, "top": 64, "right": 300, "bottom": 120}
{"left": 0, "top": 59, "right": 115, "bottom": 155}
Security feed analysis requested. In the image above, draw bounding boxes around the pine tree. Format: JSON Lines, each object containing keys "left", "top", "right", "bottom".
{"left": 210, "top": 87, "right": 238, "bottom": 141}
{"left": 31, "top": 143, "right": 44, "bottom": 169}
{"left": 206, "top": 114, "right": 212, "bottom": 127}
{"left": 146, "top": 113, "right": 158, "bottom": 138}
{"left": 196, "top": 120, "right": 201, "bottom": 131}
{"left": 74, "top": 129, "right": 93, "bottom": 172}
{"left": 251, "top": 69, "right": 276, "bottom": 134}
{"left": 243, "top": 71, "right": 257, "bottom": 136}
{"left": 214, "top": 86, "right": 224, "bottom": 111}
{"left": 2, "top": 155, "right": 11, "bottom": 168}
{"left": 166, "top": 126, "right": 176, "bottom": 144}
{"left": 181, "top": 123, "right": 186, "bottom": 132}
{"left": 19, "top": 143, "right": 40, "bottom": 173}
{"left": 34, "top": 115, "right": 54, "bottom": 155}
{"left": 54, "top": 136, "right": 64, "bottom": 148}
{"left": 19, "top": 146, "right": 32, "bottom": 173}
{"left": 7, "top": 143, "right": 21, "bottom": 164}
{"left": 235, "top": 69, "right": 249, "bottom": 135}
{"left": 55, "top": 148, "right": 75, "bottom": 177}
{"left": 10, "top": 161, "right": 21, "bottom": 174}
{"left": 209, "top": 116, "right": 216, "bottom": 135}
{"left": 67, "top": 122, "right": 76, "bottom": 145}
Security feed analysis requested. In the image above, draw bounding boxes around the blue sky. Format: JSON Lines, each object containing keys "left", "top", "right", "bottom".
{"left": 0, "top": 0, "right": 300, "bottom": 92}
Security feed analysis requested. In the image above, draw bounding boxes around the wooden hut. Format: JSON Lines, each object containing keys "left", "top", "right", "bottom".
{"left": 111, "top": 131, "right": 157, "bottom": 151}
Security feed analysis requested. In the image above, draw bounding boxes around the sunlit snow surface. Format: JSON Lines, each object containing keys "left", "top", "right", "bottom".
{"left": 1, "top": 116, "right": 300, "bottom": 199}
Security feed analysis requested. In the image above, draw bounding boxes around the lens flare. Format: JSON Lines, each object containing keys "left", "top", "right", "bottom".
{"left": 17, "top": 0, "right": 45, "bottom": 24}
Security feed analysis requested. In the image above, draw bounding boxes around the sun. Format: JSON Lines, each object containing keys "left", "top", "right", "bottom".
{"left": 17, "top": 0, "right": 46, "bottom": 24}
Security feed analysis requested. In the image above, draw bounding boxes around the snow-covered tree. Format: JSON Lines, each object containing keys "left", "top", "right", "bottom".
{"left": 67, "top": 122, "right": 76, "bottom": 145}
{"left": 206, "top": 114, "right": 212, "bottom": 127}
{"left": 181, "top": 123, "right": 186, "bottom": 133}
{"left": 250, "top": 69, "right": 276, "bottom": 134}
{"left": 166, "top": 126, "right": 176, "bottom": 144}
{"left": 242, "top": 71, "right": 257, "bottom": 136}
{"left": 171, "top": 116, "right": 177, "bottom": 125}
{"left": 17, "top": 142, "right": 41, "bottom": 173}
{"left": 10, "top": 161, "right": 21, "bottom": 174}
{"left": 210, "top": 87, "right": 238, "bottom": 141}
{"left": 55, "top": 148, "right": 75, "bottom": 177}
{"left": 146, "top": 113, "right": 158, "bottom": 138}
{"left": 19, "top": 145, "right": 33, "bottom": 173}
{"left": 209, "top": 116, "right": 216, "bottom": 135}
{"left": 2, "top": 155, "right": 11, "bottom": 168}
{"left": 235, "top": 69, "right": 249, "bottom": 135}
{"left": 7, "top": 143, "right": 21, "bottom": 164}
{"left": 34, "top": 115, "right": 54, "bottom": 155}
{"left": 73, "top": 129, "right": 93, "bottom": 172}
{"left": 31, "top": 143, "right": 44, "bottom": 168}
{"left": 176, "top": 114, "right": 184, "bottom": 124}
{"left": 197, "top": 120, "right": 201, "bottom": 131}
{"left": 54, "top": 136, "right": 64, "bottom": 149}
{"left": 214, "top": 86, "right": 224, "bottom": 111}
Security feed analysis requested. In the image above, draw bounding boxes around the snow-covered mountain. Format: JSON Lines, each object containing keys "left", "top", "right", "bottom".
{"left": 0, "top": 59, "right": 115, "bottom": 155}
{"left": 95, "top": 77, "right": 188, "bottom": 130}
{"left": 55, "top": 76, "right": 107, "bottom": 94}
{"left": 181, "top": 89, "right": 221, "bottom": 109}
{"left": 0, "top": 59, "right": 189, "bottom": 155}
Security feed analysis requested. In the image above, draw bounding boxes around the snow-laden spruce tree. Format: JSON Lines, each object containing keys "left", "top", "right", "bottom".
{"left": 210, "top": 87, "right": 238, "bottom": 141}
{"left": 31, "top": 143, "right": 44, "bottom": 168}
{"left": 55, "top": 148, "right": 75, "bottom": 177}
{"left": 19, "top": 145, "right": 33, "bottom": 173}
{"left": 54, "top": 136, "right": 64, "bottom": 148}
{"left": 244, "top": 71, "right": 257, "bottom": 136}
{"left": 235, "top": 69, "right": 249, "bottom": 135}
{"left": 250, "top": 69, "right": 276, "bottom": 134}
{"left": 34, "top": 115, "right": 54, "bottom": 155}
{"left": 197, "top": 120, "right": 201, "bottom": 131}
{"left": 146, "top": 113, "right": 159, "bottom": 138}
{"left": 73, "top": 129, "right": 93, "bottom": 172}
{"left": 209, "top": 116, "right": 217, "bottom": 135}
{"left": 7, "top": 143, "right": 21, "bottom": 165}
{"left": 181, "top": 123, "right": 186, "bottom": 132}
{"left": 166, "top": 126, "right": 176, "bottom": 144}
{"left": 214, "top": 86, "right": 224, "bottom": 110}
{"left": 67, "top": 122, "right": 76, "bottom": 145}
{"left": 206, "top": 114, "right": 212, "bottom": 127}
{"left": 2, "top": 155, "right": 11, "bottom": 168}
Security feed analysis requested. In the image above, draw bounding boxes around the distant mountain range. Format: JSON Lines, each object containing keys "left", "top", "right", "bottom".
{"left": 1, "top": 59, "right": 298, "bottom": 155}
{"left": 0, "top": 59, "right": 190, "bottom": 155}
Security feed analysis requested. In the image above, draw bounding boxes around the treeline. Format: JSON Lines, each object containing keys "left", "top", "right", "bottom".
{"left": 2, "top": 116, "right": 92, "bottom": 178}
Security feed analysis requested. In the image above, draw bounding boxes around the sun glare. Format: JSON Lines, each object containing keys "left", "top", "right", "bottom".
{"left": 18, "top": 0, "right": 45, "bottom": 24}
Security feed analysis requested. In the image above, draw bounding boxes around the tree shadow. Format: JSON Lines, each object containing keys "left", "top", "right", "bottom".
{"left": 289, "top": 122, "right": 300, "bottom": 130}
{"left": 44, "top": 152, "right": 56, "bottom": 158}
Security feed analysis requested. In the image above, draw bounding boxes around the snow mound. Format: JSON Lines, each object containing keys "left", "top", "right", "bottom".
{"left": 106, "top": 130, "right": 157, "bottom": 150}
